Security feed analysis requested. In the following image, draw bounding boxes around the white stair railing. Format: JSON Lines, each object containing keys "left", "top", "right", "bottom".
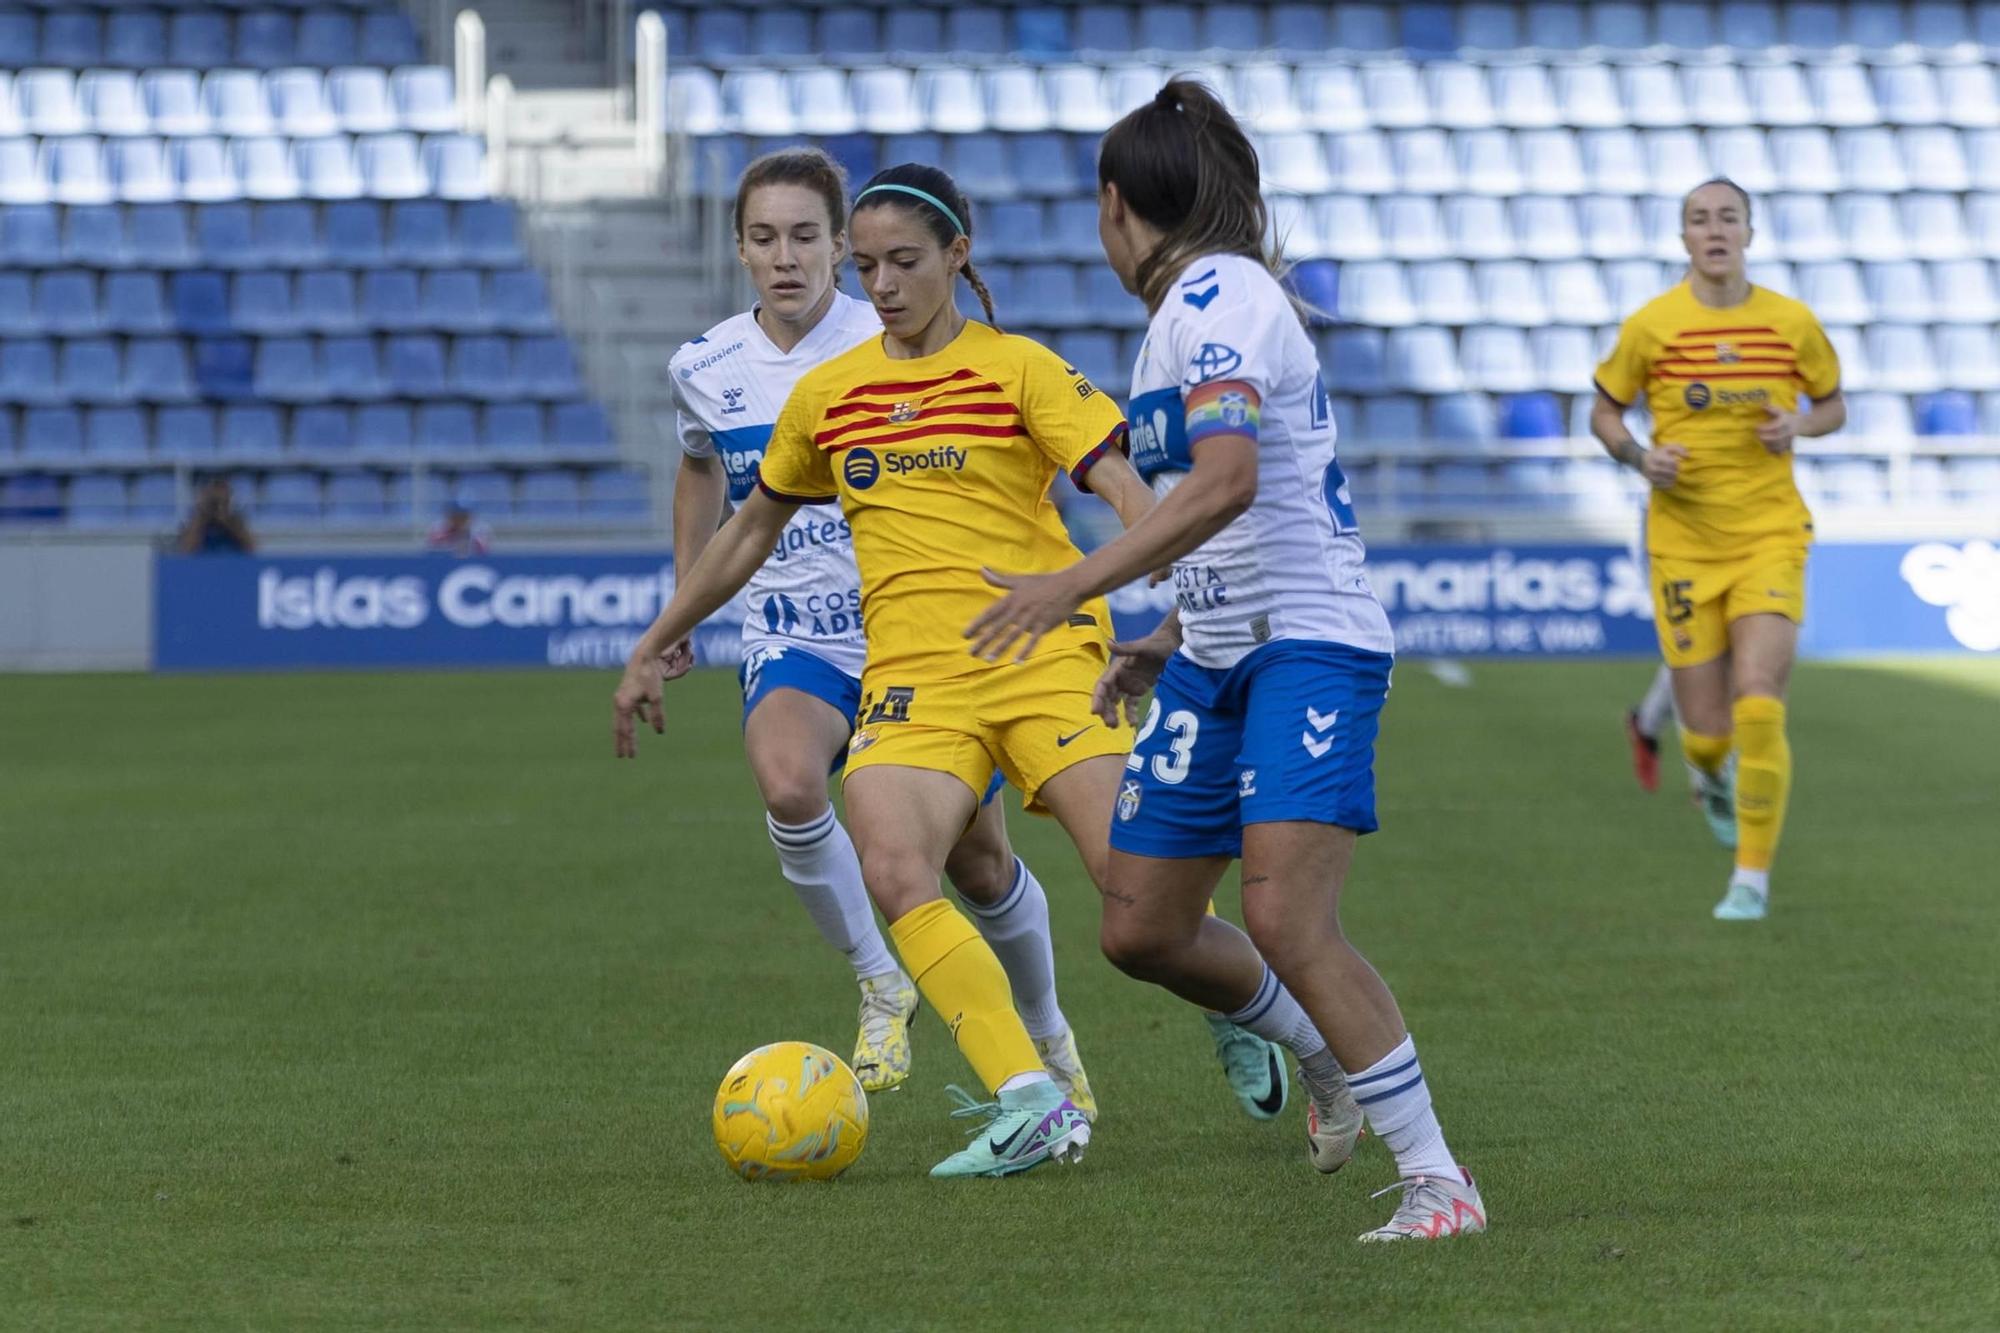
{"left": 635, "top": 10, "right": 669, "bottom": 201}
{"left": 454, "top": 8, "right": 485, "bottom": 133}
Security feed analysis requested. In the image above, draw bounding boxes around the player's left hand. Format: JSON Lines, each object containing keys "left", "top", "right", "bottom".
{"left": 965, "top": 568, "right": 1088, "bottom": 663}
{"left": 1756, "top": 404, "right": 1800, "bottom": 455}
{"left": 657, "top": 638, "right": 695, "bottom": 682}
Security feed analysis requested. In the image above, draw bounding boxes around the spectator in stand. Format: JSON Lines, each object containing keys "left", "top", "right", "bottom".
{"left": 176, "top": 477, "right": 256, "bottom": 554}
{"left": 426, "top": 504, "right": 491, "bottom": 557}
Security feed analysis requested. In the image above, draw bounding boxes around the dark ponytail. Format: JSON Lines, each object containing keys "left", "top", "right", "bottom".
{"left": 1098, "top": 78, "right": 1276, "bottom": 311}
{"left": 852, "top": 162, "right": 1000, "bottom": 329}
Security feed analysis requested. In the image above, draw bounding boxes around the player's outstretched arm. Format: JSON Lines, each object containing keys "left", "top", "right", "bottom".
{"left": 613, "top": 489, "right": 797, "bottom": 757}
{"left": 966, "top": 436, "right": 1256, "bottom": 662}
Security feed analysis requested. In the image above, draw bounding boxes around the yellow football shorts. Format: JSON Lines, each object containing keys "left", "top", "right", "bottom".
{"left": 843, "top": 644, "right": 1133, "bottom": 814}
{"left": 1650, "top": 546, "right": 1808, "bottom": 668}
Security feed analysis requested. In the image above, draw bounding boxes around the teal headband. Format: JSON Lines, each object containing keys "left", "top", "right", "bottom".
{"left": 854, "top": 183, "right": 966, "bottom": 237}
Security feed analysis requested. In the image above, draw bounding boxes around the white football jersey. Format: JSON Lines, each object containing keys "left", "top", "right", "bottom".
{"left": 670, "top": 292, "right": 882, "bottom": 676}
{"left": 1126, "top": 254, "right": 1394, "bottom": 667}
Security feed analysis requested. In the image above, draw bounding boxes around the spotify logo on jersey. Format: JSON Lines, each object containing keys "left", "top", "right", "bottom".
{"left": 843, "top": 447, "right": 880, "bottom": 490}
{"left": 1683, "top": 383, "right": 1712, "bottom": 409}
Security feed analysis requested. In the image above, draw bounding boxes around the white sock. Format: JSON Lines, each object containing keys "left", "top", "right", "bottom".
{"left": 1731, "top": 867, "right": 1770, "bottom": 895}
{"left": 1224, "top": 964, "right": 1330, "bottom": 1064}
{"left": 1636, "top": 663, "right": 1677, "bottom": 739}
{"left": 997, "top": 1071, "right": 1053, "bottom": 1095}
{"left": 766, "top": 808, "right": 898, "bottom": 982}
{"left": 1346, "top": 1035, "right": 1459, "bottom": 1180}
{"left": 960, "top": 858, "right": 1068, "bottom": 1041}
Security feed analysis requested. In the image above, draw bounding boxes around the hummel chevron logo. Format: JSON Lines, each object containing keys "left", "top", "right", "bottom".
{"left": 1301, "top": 706, "right": 1339, "bottom": 759}
{"left": 1182, "top": 285, "right": 1219, "bottom": 310}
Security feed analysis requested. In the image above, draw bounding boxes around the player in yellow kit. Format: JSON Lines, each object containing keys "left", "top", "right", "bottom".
{"left": 1592, "top": 179, "right": 1846, "bottom": 921}
{"left": 614, "top": 163, "right": 1142, "bottom": 1179}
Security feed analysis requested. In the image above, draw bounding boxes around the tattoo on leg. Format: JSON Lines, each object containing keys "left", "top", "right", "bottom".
{"left": 1241, "top": 874, "right": 1270, "bottom": 888}
{"left": 1096, "top": 884, "right": 1138, "bottom": 906}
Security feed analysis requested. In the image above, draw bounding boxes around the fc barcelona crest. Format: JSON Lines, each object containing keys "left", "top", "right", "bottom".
{"left": 887, "top": 401, "right": 918, "bottom": 424}
{"left": 1714, "top": 342, "right": 1740, "bottom": 364}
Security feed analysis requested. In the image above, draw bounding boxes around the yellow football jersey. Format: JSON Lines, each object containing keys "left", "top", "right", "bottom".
{"left": 757, "top": 320, "right": 1129, "bottom": 681}
{"left": 1595, "top": 282, "right": 1841, "bottom": 560}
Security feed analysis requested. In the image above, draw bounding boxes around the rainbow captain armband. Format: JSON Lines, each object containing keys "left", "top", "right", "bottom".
{"left": 1185, "top": 380, "right": 1262, "bottom": 445}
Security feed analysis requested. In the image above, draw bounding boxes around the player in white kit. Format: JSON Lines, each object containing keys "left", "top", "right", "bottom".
{"left": 967, "top": 82, "right": 1486, "bottom": 1239}
{"left": 662, "top": 148, "right": 1096, "bottom": 1111}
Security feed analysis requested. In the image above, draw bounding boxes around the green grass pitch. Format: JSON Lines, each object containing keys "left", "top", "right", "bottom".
{"left": 3, "top": 661, "right": 1997, "bottom": 1331}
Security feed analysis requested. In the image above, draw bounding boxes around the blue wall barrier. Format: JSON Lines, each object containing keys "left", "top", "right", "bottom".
{"left": 154, "top": 541, "right": 1999, "bottom": 672}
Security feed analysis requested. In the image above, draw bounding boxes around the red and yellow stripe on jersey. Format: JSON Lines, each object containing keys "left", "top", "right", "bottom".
{"left": 757, "top": 320, "right": 1128, "bottom": 681}
{"left": 1595, "top": 281, "right": 1841, "bottom": 560}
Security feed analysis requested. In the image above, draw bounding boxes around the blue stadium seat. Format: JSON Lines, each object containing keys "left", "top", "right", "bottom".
{"left": 322, "top": 335, "right": 386, "bottom": 399}
{"left": 1267, "top": 132, "right": 1334, "bottom": 193}
{"left": 1356, "top": 395, "right": 1424, "bottom": 447}
{"left": 251, "top": 200, "right": 318, "bottom": 267}
{"left": 20, "top": 69, "right": 86, "bottom": 137}
{"left": 0, "top": 274, "right": 32, "bottom": 337}
{"left": 85, "top": 406, "right": 147, "bottom": 458}
{"left": 1338, "top": 261, "right": 1414, "bottom": 326}
{"left": 448, "top": 334, "right": 512, "bottom": 396}
{"left": 195, "top": 202, "right": 256, "bottom": 268}
{"left": 124, "top": 337, "right": 195, "bottom": 403}
{"left": 1542, "top": 259, "right": 1609, "bottom": 324}
{"left": 1499, "top": 392, "right": 1564, "bottom": 438}
{"left": 1462, "top": 4, "right": 1525, "bottom": 50}
{"left": 1, "top": 473, "right": 63, "bottom": 522}
{"left": 1072, "top": 5, "right": 1133, "bottom": 54}
{"left": 515, "top": 337, "right": 580, "bottom": 399}
{"left": 747, "top": 8, "right": 812, "bottom": 62}
{"left": 1132, "top": 5, "right": 1196, "bottom": 54}
{"left": 1015, "top": 262, "right": 1085, "bottom": 328}
{"left": 46, "top": 137, "right": 113, "bottom": 207}
{"left": 423, "top": 134, "right": 485, "bottom": 199}
{"left": 35, "top": 270, "right": 101, "bottom": 338}
{"left": 817, "top": 8, "right": 879, "bottom": 61}
{"left": 489, "top": 270, "right": 553, "bottom": 334}
{"left": 165, "top": 12, "right": 228, "bottom": 70}
{"left": 1916, "top": 390, "right": 1979, "bottom": 435}
{"left": 324, "top": 200, "right": 385, "bottom": 265}
{"left": 297, "top": 11, "right": 358, "bottom": 67}
{"left": 1940, "top": 64, "right": 1997, "bottom": 128}
{"left": 41, "top": 10, "right": 103, "bottom": 67}
{"left": 1013, "top": 6, "right": 1072, "bottom": 58}
{"left": 155, "top": 405, "right": 216, "bottom": 458}
{"left": 1319, "top": 328, "right": 1387, "bottom": 394}
{"left": 1331, "top": 3, "right": 1395, "bottom": 50}
{"left": 258, "top": 470, "right": 322, "bottom": 520}
{"left": 583, "top": 467, "right": 649, "bottom": 520}
{"left": 1936, "top": 325, "right": 2000, "bottom": 391}
{"left": 981, "top": 200, "right": 1041, "bottom": 262}
{"left": 103, "top": 271, "right": 172, "bottom": 336}
{"left": 22, "top": 406, "right": 83, "bottom": 458}
{"left": 448, "top": 469, "right": 509, "bottom": 518}
{"left": 357, "top": 132, "right": 426, "bottom": 198}
{"left": 482, "top": 402, "right": 543, "bottom": 451}
{"left": 66, "top": 473, "right": 127, "bottom": 526}
{"left": 360, "top": 268, "right": 421, "bottom": 332}
{"left": 170, "top": 136, "right": 238, "bottom": 202}
{"left": 325, "top": 471, "right": 388, "bottom": 522}
{"left": 420, "top": 269, "right": 488, "bottom": 334}
{"left": 1932, "top": 259, "right": 1999, "bottom": 323}
{"left": 1434, "top": 393, "right": 1498, "bottom": 445}
{"left": 231, "top": 271, "right": 297, "bottom": 335}
{"left": 689, "top": 9, "right": 749, "bottom": 62}
{"left": 1399, "top": 3, "right": 1458, "bottom": 56}
{"left": 1877, "top": 63, "right": 1943, "bottom": 127}
{"left": 194, "top": 337, "right": 256, "bottom": 401}
{"left": 415, "top": 401, "right": 476, "bottom": 452}
{"left": 0, "top": 204, "right": 59, "bottom": 267}
{"left": 391, "top": 67, "right": 455, "bottom": 136}
{"left": 0, "top": 11, "right": 37, "bottom": 68}
{"left": 454, "top": 200, "right": 521, "bottom": 268}
{"left": 296, "top": 269, "right": 358, "bottom": 334}
{"left": 170, "top": 270, "right": 231, "bottom": 336}
{"left": 289, "top": 404, "right": 350, "bottom": 452}
{"left": 944, "top": 7, "right": 1008, "bottom": 59}
{"left": 1457, "top": 326, "right": 1533, "bottom": 393}
{"left": 352, "top": 403, "right": 412, "bottom": 453}
{"left": 1848, "top": 0, "right": 1906, "bottom": 49}
{"left": 549, "top": 401, "right": 613, "bottom": 452}
{"left": 386, "top": 334, "right": 447, "bottom": 397}
{"left": 203, "top": 70, "right": 270, "bottom": 139}
{"left": 1475, "top": 261, "right": 1545, "bottom": 326}
{"left": 1269, "top": 3, "right": 1331, "bottom": 49}
{"left": 517, "top": 469, "right": 581, "bottom": 520}
{"left": 1588, "top": 2, "right": 1652, "bottom": 47}
{"left": 945, "top": 132, "right": 1011, "bottom": 200}
{"left": 1443, "top": 196, "right": 1513, "bottom": 260}
{"left": 1653, "top": 1, "right": 1717, "bottom": 48}
{"left": 128, "top": 472, "right": 178, "bottom": 523}
{"left": 235, "top": 10, "right": 297, "bottom": 69}
{"left": 360, "top": 11, "right": 420, "bottom": 67}
{"left": 819, "top": 132, "right": 878, "bottom": 189}
{"left": 1715, "top": 3, "right": 1781, "bottom": 47}
{"left": 1524, "top": 2, "right": 1587, "bottom": 48}
{"left": 298, "top": 134, "right": 364, "bottom": 199}
{"left": 1006, "top": 132, "right": 1074, "bottom": 200}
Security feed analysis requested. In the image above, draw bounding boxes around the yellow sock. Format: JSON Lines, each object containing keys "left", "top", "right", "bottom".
{"left": 1732, "top": 696, "right": 1791, "bottom": 873}
{"left": 1680, "top": 727, "right": 1733, "bottom": 777}
{"left": 888, "top": 898, "right": 1040, "bottom": 1094}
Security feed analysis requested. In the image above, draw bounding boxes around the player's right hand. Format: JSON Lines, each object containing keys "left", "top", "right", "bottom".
{"left": 612, "top": 656, "right": 666, "bottom": 758}
{"left": 1092, "top": 635, "right": 1173, "bottom": 728}
{"left": 1640, "top": 443, "right": 1687, "bottom": 490}
{"left": 657, "top": 638, "right": 695, "bottom": 682}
